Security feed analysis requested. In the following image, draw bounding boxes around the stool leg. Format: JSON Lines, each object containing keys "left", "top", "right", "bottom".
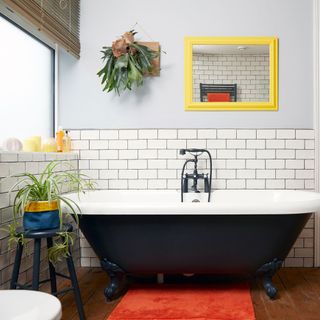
{"left": 47, "top": 237, "right": 57, "bottom": 294}
{"left": 66, "top": 251, "right": 86, "bottom": 320}
{"left": 32, "top": 238, "right": 41, "bottom": 290}
{"left": 10, "top": 242, "right": 23, "bottom": 289}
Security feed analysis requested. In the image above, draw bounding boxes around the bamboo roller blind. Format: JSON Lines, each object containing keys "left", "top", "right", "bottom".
{"left": 3, "top": 0, "right": 80, "bottom": 58}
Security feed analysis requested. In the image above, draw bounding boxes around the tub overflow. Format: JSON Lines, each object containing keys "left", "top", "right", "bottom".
{"left": 192, "top": 199, "right": 200, "bottom": 203}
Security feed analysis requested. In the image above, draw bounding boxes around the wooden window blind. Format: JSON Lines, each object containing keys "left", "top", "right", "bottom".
{"left": 3, "top": 0, "right": 80, "bottom": 58}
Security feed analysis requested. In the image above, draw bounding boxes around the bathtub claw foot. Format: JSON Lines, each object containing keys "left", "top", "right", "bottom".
{"left": 257, "top": 258, "right": 283, "bottom": 299}
{"left": 263, "top": 277, "right": 277, "bottom": 299}
{"left": 101, "top": 258, "right": 127, "bottom": 301}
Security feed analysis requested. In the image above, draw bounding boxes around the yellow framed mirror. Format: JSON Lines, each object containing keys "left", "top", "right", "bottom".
{"left": 184, "top": 37, "right": 278, "bottom": 111}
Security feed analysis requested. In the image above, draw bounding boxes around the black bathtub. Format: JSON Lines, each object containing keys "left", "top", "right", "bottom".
{"left": 66, "top": 190, "right": 320, "bottom": 300}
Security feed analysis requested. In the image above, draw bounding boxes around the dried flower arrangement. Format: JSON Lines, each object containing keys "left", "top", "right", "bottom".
{"left": 97, "top": 30, "right": 159, "bottom": 94}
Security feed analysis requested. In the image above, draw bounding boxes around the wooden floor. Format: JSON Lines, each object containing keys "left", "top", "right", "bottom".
{"left": 43, "top": 267, "right": 320, "bottom": 320}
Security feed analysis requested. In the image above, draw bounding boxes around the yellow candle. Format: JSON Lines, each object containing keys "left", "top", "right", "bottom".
{"left": 23, "top": 138, "right": 37, "bottom": 152}
{"left": 42, "top": 138, "right": 57, "bottom": 152}
{"left": 30, "top": 136, "right": 41, "bottom": 152}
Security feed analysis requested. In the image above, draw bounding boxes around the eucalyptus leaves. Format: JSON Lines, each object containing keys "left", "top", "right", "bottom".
{"left": 97, "top": 30, "right": 158, "bottom": 94}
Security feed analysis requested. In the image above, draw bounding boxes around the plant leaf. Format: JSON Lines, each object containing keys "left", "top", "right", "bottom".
{"left": 97, "top": 38, "right": 158, "bottom": 94}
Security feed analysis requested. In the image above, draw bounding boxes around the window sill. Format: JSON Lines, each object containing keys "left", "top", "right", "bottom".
{"left": 0, "top": 151, "right": 78, "bottom": 162}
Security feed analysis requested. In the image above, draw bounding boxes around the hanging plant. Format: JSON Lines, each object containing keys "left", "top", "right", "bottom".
{"left": 97, "top": 30, "right": 159, "bottom": 94}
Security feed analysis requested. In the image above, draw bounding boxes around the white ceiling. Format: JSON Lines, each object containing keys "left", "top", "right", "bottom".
{"left": 193, "top": 44, "right": 269, "bottom": 55}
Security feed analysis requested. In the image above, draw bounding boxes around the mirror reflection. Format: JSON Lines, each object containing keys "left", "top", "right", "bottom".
{"left": 192, "top": 45, "right": 269, "bottom": 103}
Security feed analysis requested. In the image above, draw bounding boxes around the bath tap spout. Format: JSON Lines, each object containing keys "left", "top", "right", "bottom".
{"left": 180, "top": 149, "right": 212, "bottom": 202}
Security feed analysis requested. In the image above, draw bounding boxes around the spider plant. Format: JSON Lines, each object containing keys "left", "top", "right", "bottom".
{"left": 48, "top": 231, "right": 75, "bottom": 263}
{"left": 7, "top": 160, "right": 95, "bottom": 263}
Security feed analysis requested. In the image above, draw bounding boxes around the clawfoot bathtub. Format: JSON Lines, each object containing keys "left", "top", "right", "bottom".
{"left": 66, "top": 190, "right": 320, "bottom": 300}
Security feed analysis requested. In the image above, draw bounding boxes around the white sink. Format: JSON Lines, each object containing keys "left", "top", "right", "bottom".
{"left": 0, "top": 290, "right": 62, "bottom": 320}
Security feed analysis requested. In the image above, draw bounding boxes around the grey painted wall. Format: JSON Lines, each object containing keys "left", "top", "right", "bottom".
{"left": 59, "top": 0, "right": 313, "bottom": 129}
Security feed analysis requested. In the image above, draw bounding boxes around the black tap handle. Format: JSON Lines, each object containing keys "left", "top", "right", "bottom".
{"left": 180, "top": 148, "right": 206, "bottom": 155}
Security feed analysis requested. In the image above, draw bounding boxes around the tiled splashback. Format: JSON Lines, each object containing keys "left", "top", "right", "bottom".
{"left": 193, "top": 54, "right": 269, "bottom": 102}
{"left": 0, "top": 152, "right": 79, "bottom": 289}
{"left": 70, "top": 128, "right": 315, "bottom": 268}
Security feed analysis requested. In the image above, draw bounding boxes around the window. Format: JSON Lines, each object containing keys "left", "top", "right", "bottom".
{"left": 0, "top": 15, "right": 54, "bottom": 143}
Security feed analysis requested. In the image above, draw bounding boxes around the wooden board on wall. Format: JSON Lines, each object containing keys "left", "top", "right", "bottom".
{"left": 138, "top": 41, "right": 160, "bottom": 76}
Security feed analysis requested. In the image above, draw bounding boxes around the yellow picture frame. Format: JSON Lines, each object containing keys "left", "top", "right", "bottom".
{"left": 184, "top": 36, "right": 278, "bottom": 111}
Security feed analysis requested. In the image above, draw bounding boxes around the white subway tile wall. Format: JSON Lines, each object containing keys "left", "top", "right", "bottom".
{"left": 192, "top": 54, "right": 269, "bottom": 102}
{"left": 0, "top": 152, "right": 79, "bottom": 289}
{"left": 70, "top": 129, "right": 315, "bottom": 268}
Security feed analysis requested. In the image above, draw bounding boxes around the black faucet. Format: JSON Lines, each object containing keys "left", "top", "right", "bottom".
{"left": 179, "top": 148, "right": 213, "bottom": 202}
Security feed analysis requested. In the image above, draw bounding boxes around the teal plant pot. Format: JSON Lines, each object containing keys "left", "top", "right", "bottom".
{"left": 23, "top": 201, "right": 60, "bottom": 230}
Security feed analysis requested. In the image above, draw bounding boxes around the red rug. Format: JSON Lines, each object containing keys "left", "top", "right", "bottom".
{"left": 109, "top": 283, "right": 255, "bottom": 320}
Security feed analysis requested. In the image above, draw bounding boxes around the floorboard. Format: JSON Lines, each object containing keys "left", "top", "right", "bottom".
{"left": 41, "top": 267, "right": 320, "bottom": 320}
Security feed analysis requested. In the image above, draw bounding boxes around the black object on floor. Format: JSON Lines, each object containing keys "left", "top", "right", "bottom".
{"left": 10, "top": 223, "right": 85, "bottom": 320}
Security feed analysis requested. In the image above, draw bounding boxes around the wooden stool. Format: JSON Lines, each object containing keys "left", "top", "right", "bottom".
{"left": 10, "top": 223, "right": 85, "bottom": 320}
